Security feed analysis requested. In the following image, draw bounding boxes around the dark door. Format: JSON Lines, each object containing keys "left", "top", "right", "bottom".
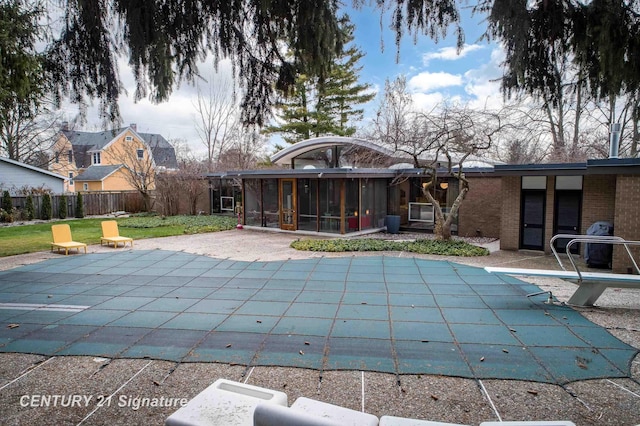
{"left": 520, "top": 190, "right": 546, "bottom": 250}
{"left": 553, "top": 190, "right": 582, "bottom": 254}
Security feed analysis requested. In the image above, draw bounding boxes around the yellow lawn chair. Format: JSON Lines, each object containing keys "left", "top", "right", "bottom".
{"left": 100, "top": 220, "right": 133, "bottom": 248}
{"left": 51, "top": 224, "right": 87, "bottom": 255}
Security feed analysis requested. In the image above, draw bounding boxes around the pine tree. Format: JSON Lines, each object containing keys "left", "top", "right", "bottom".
{"left": 58, "top": 194, "right": 67, "bottom": 219}
{"left": 41, "top": 193, "right": 52, "bottom": 220}
{"left": 31, "top": 1, "right": 640, "bottom": 128}
{"left": 265, "top": 16, "right": 375, "bottom": 144}
{"left": 25, "top": 195, "right": 34, "bottom": 220}
{"left": 322, "top": 19, "right": 376, "bottom": 137}
{"left": 75, "top": 192, "right": 84, "bottom": 218}
{"left": 264, "top": 75, "right": 317, "bottom": 144}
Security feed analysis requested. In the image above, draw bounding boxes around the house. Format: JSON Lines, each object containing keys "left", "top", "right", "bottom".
{"left": 207, "top": 136, "right": 640, "bottom": 273}
{"left": 207, "top": 137, "right": 501, "bottom": 237}
{"left": 0, "top": 157, "right": 66, "bottom": 195}
{"left": 50, "top": 123, "right": 178, "bottom": 193}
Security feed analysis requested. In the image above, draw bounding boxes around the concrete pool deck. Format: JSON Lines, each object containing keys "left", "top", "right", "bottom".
{"left": 0, "top": 230, "right": 638, "bottom": 425}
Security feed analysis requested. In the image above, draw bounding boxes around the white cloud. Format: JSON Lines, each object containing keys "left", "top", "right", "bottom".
{"left": 408, "top": 72, "right": 463, "bottom": 93}
{"left": 463, "top": 47, "right": 506, "bottom": 110}
{"left": 411, "top": 92, "right": 446, "bottom": 111}
{"left": 422, "top": 44, "right": 484, "bottom": 66}
{"left": 61, "top": 57, "right": 237, "bottom": 156}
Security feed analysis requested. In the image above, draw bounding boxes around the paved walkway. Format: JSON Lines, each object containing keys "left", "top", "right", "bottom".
{"left": 0, "top": 230, "right": 638, "bottom": 425}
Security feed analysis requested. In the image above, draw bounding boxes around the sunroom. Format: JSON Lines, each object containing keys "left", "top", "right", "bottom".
{"left": 207, "top": 137, "right": 481, "bottom": 235}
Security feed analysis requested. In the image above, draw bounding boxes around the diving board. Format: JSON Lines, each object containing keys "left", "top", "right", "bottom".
{"left": 484, "top": 266, "right": 640, "bottom": 306}
{"left": 485, "top": 234, "right": 640, "bottom": 306}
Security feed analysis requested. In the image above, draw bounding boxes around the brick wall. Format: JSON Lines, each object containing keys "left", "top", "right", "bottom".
{"left": 499, "top": 176, "right": 521, "bottom": 250}
{"left": 457, "top": 176, "right": 502, "bottom": 238}
{"left": 581, "top": 175, "right": 616, "bottom": 232}
{"left": 613, "top": 175, "right": 640, "bottom": 273}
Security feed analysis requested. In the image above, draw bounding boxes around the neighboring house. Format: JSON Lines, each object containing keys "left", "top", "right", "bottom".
{"left": 50, "top": 123, "right": 178, "bottom": 193}
{"left": 0, "top": 157, "right": 66, "bottom": 195}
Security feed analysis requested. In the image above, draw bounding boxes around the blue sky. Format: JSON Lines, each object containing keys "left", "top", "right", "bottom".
{"left": 347, "top": 5, "right": 504, "bottom": 111}
{"left": 64, "top": 5, "right": 505, "bottom": 156}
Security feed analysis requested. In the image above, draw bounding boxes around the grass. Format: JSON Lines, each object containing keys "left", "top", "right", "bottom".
{"left": 290, "top": 238, "right": 489, "bottom": 256}
{"left": 0, "top": 215, "right": 237, "bottom": 257}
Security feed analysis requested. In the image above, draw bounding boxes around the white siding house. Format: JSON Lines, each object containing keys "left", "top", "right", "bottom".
{"left": 0, "top": 157, "right": 66, "bottom": 195}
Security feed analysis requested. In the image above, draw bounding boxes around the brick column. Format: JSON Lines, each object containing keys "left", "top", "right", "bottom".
{"left": 613, "top": 175, "right": 640, "bottom": 273}
{"left": 458, "top": 176, "right": 501, "bottom": 238}
{"left": 500, "top": 176, "right": 521, "bottom": 250}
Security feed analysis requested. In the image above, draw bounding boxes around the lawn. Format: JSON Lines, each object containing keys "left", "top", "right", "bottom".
{"left": 0, "top": 215, "right": 237, "bottom": 257}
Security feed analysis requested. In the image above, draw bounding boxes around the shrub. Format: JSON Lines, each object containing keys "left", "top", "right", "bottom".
{"left": 25, "top": 195, "right": 35, "bottom": 220}
{"left": 75, "top": 192, "right": 84, "bottom": 218}
{"left": 1, "top": 191, "right": 12, "bottom": 222}
{"left": 58, "top": 194, "right": 67, "bottom": 219}
{"left": 41, "top": 194, "right": 52, "bottom": 220}
{"left": 0, "top": 209, "right": 13, "bottom": 223}
{"left": 290, "top": 238, "right": 489, "bottom": 257}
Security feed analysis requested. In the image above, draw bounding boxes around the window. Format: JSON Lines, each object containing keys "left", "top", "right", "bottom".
{"left": 125, "top": 136, "right": 133, "bottom": 142}
{"left": 244, "top": 179, "right": 262, "bottom": 227}
{"left": 92, "top": 152, "right": 101, "bottom": 164}
{"left": 68, "top": 172, "right": 74, "bottom": 186}
{"left": 68, "top": 150, "right": 73, "bottom": 163}
{"left": 137, "top": 149, "right": 144, "bottom": 160}
{"left": 83, "top": 183, "right": 89, "bottom": 191}
{"left": 54, "top": 152, "right": 59, "bottom": 163}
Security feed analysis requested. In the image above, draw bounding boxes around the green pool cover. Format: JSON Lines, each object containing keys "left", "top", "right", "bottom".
{"left": 0, "top": 250, "right": 636, "bottom": 385}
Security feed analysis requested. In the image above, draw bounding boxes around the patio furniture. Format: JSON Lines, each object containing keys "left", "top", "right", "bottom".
{"left": 485, "top": 234, "right": 640, "bottom": 306}
{"left": 50, "top": 224, "right": 87, "bottom": 255}
{"left": 380, "top": 416, "right": 468, "bottom": 425}
{"left": 479, "top": 422, "right": 575, "bottom": 426}
{"left": 254, "top": 401, "right": 379, "bottom": 426}
{"left": 100, "top": 220, "right": 133, "bottom": 248}
{"left": 165, "top": 379, "right": 287, "bottom": 426}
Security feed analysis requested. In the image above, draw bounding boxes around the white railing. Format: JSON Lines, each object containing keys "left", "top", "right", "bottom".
{"left": 550, "top": 234, "right": 640, "bottom": 282}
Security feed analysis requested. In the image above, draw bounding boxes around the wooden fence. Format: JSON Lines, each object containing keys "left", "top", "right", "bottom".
{"left": 7, "top": 192, "right": 145, "bottom": 220}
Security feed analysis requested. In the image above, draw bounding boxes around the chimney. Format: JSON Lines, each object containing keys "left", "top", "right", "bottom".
{"left": 61, "top": 121, "right": 69, "bottom": 131}
{"left": 130, "top": 123, "right": 137, "bottom": 131}
{"left": 609, "top": 123, "right": 621, "bottom": 159}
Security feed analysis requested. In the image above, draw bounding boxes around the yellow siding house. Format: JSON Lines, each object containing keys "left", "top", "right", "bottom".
{"left": 50, "top": 123, "right": 177, "bottom": 193}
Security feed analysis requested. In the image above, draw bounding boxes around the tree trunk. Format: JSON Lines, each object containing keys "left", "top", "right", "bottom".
{"left": 421, "top": 178, "right": 469, "bottom": 241}
{"left": 141, "top": 192, "right": 152, "bottom": 212}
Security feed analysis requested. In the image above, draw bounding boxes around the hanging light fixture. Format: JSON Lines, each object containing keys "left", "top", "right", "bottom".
{"left": 440, "top": 182, "right": 449, "bottom": 190}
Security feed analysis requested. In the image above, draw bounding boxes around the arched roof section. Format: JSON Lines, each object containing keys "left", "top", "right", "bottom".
{"left": 270, "top": 136, "right": 394, "bottom": 166}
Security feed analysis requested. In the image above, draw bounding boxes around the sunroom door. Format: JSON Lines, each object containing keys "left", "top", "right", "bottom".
{"left": 280, "top": 179, "right": 297, "bottom": 231}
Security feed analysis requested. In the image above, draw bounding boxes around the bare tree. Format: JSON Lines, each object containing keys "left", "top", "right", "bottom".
{"left": 371, "top": 76, "right": 440, "bottom": 165}
{"left": 372, "top": 77, "right": 502, "bottom": 240}
{"left": 418, "top": 105, "right": 502, "bottom": 240}
{"left": 588, "top": 91, "right": 640, "bottom": 158}
{"left": 108, "top": 141, "right": 158, "bottom": 211}
{"left": 217, "top": 123, "right": 267, "bottom": 170}
{"left": 155, "top": 174, "right": 180, "bottom": 216}
{"left": 488, "top": 103, "right": 552, "bottom": 164}
{"left": 0, "top": 99, "right": 63, "bottom": 167}
{"left": 193, "top": 76, "right": 239, "bottom": 172}
{"left": 156, "top": 138, "right": 209, "bottom": 216}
